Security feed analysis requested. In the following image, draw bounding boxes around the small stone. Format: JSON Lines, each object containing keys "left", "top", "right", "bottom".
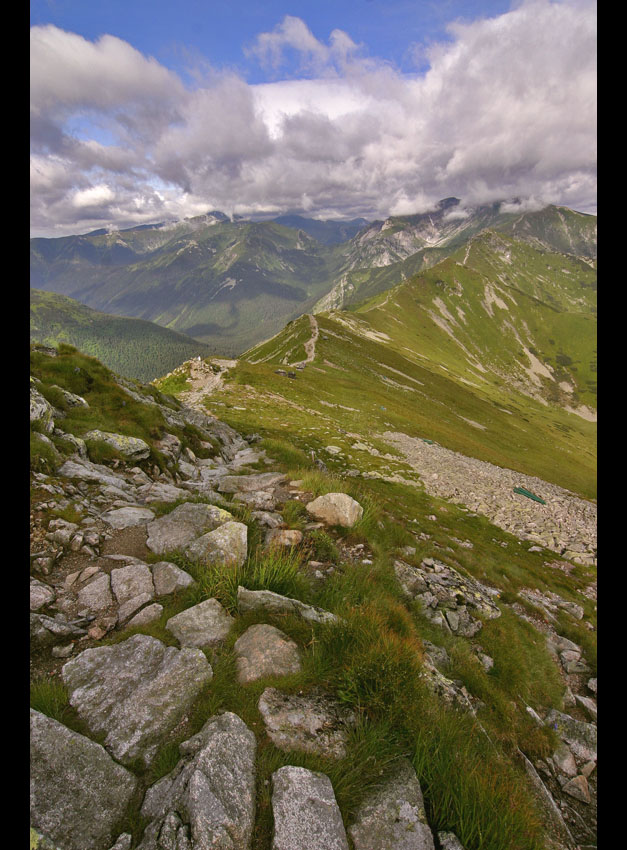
{"left": 552, "top": 742, "right": 577, "bottom": 778}
{"left": 438, "top": 833, "right": 467, "bottom": 850}
{"left": 51, "top": 643, "right": 74, "bottom": 658}
{"left": 581, "top": 760, "right": 596, "bottom": 778}
{"left": 30, "top": 580, "right": 56, "bottom": 612}
{"left": 266, "top": 528, "right": 303, "bottom": 546}
{"left": 563, "top": 775, "right": 591, "bottom": 804}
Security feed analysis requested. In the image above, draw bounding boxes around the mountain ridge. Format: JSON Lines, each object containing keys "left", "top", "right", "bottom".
{"left": 30, "top": 201, "right": 596, "bottom": 356}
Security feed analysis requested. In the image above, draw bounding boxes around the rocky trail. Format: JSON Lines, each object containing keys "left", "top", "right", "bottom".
{"left": 178, "top": 357, "right": 238, "bottom": 406}
{"left": 30, "top": 361, "right": 596, "bottom": 850}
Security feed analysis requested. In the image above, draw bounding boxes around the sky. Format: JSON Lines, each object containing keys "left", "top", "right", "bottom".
{"left": 30, "top": 0, "right": 597, "bottom": 237}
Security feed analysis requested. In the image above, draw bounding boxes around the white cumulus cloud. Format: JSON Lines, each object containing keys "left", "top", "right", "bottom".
{"left": 30, "top": 1, "right": 596, "bottom": 237}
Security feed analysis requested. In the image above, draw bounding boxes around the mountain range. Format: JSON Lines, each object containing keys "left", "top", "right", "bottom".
{"left": 30, "top": 200, "right": 596, "bottom": 357}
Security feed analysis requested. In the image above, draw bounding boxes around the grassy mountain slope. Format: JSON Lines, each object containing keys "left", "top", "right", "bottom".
{"left": 316, "top": 204, "right": 597, "bottom": 312}
{"left": 30, "top": 203, "right": 596, "bottom": 356}
{"left": 31, "top": 219, "right": 342, "bottom": 355}
{"left": 30, "top": 289, "right": 212, "bottom": 382}
{"left": 192, "top": 222, "right": 597, "bottom": 499}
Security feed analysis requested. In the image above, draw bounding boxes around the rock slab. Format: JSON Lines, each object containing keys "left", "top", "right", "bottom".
{"left": 30, "top": 709, "right": 138, "bottom": 850}
{"left": 138, "top": 712, "right": 257, "bottom": 850}
{"left": 271, "top": 765, "right": 349, "bottom": 850}
{"left": 62, "top": 634, "right": 213, "bottom": 768}
{"left": 348, "top": 759, "right": 435, "bottom": 850}
{"left": 259, "top": 687, "right": 356, "bottom": 759}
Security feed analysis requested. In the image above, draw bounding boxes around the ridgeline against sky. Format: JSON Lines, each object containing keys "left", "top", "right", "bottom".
{"left": 30, "top": 0, "right": 596, "bottom": 237}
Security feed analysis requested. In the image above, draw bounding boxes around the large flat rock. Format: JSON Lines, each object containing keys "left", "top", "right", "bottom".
{"left": 30, "top": 709, "right": 138, "bottom": 850}
{"left": 271, "top": 766, "right": 349, "bottom": 850}
{"left": 101, "top": 506, "right": 155, "bottom": 529}
{"left": 62, "top": 634, "right": 213, "bottom": 768}
{"left": 138, "top": 712, "right": 257, "bottom": 850}
{"left": 146, "top": 502, "right": 233, "bottom": 555}
{"left": 218, "top": 472, "right": 287, "bottom": 493}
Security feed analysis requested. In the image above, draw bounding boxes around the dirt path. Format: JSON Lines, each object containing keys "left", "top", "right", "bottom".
{"left": 289, "top": 314, "right": 319, "bottom": 367}
{"left": 179, "top": 358, "right": 238, "bottom": 408}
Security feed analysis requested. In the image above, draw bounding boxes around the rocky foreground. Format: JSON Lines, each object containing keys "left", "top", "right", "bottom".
{"left": 30, "top": 359, "right": 597, "bottom": 850}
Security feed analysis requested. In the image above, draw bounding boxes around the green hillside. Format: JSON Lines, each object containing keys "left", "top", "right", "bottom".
{"left": 30, "top": 203, "right": 596, "bottom": 356}
{"left": 185, "top": 232, "right": 596, "bottom": 500}
{"left": 30, "top": 289, "right": 212, "bottom": 382}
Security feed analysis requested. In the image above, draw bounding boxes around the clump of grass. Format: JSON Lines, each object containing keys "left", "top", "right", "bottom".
{"left": 260, "top": 438, "right": 314, "bottom": 469}
{"left": 145, "top": 740, "right": 181, "bottom": 784}
{"left": 157, "top": 372, "right": 191, "bottom": 395}
{"left": 294, "top": 468, "right": 346, "bottom": 497}
{"left": 281, "top": 499, "right": 308, "bottom": 529}
{"left": 52, "top": 503, "right": 83, "bottom": 524}
{"left": 305, "top": 529, "right": 340, "bottom": 563}
{"left": 411, "top": 708, "right": 546, "bottom": 850}
{"left": 243, "top": 545, "right": 312, "bottom": 601}
{"left": 30, "top": 676, "right": 70, "bottom": 722}
{"left": 30, "top": 432, "right": 60, "bottom": 474}
{"left": 85, "top": 439, "right": 126, "bottom": 466}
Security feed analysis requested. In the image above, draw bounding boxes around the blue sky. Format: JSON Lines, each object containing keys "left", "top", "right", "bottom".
{"left": 31, "top": 0, "right": 514, "bottom": 82}
{"left": 30, "top": 1, "right": 596, "bottom": 236}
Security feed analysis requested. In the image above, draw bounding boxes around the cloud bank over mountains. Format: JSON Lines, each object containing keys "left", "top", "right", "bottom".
{"left": 30, "top": 0, "right": 596, "bottom": 236}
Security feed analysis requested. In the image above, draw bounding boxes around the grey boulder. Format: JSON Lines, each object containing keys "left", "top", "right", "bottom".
{"left": 83, "top": 430, "right": 151, "bottom": 461}
{"left": 271, "top": 765, "right": 349, "bottom": 850}
{"left": 138, "top": 712, "right": 257, "bottom": 850}
{"left": 234, "top": 624, "right": 302, "bottom": 683}
{"left": 237, "top": 586, "right": 338, "bottom": 625}
{"left": 166, "top": 598, "right": 235, "bottom": 648}
{"left": 258, "top": 687, "right": 356, "bottom": 759}
{"left": 30, "top": 709, "right": 138, "bottom": 850}
{"left": 185, "top": 520, "right": 248, "bottom": 567}
{"left": 62, "top": 634, "right": 213, "bottom": 768}
{"left": 146, "top": 502, "right": 233, "bottom": 555}
{"left": 306, "top": 493, "right": 363, "bottom": 527}
{"left": 348, "top": 759, "right": 434, "bottom": 850}
{"left": 152, "top": 561, "right": 196, "bottom": 596}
